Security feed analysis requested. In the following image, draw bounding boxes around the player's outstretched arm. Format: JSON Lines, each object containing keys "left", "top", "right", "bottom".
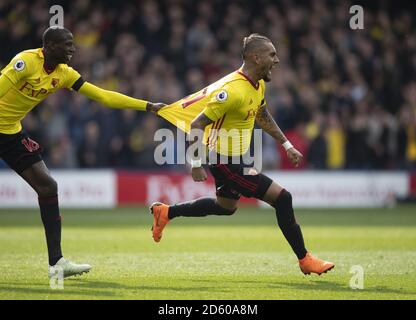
{"left": 255, "top": 104, "right": 303, "bottom": 167}
{"left": 0, "top": 74, "right": 14, "bottom": 99}
{"left": 77, "top": 81, "right": 165, "bottom": 114}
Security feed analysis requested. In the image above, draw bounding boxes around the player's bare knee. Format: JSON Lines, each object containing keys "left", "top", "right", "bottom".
{"left": 214, "top": 200, "right": 237, "bottom": 215}
{"left": 37, "top": 177, "right": 58, "bottom": 197}
{"left": 215, "top": 198, "right": 238, "bottom": 214}
{"left": 217, "top": 204, "right": 237, "bottom": 215}
{"left": 277, "top": 189, "right": 292, "bottom": 206}
{"left": 262, "top": 182, "right": 284, "bottom": 205}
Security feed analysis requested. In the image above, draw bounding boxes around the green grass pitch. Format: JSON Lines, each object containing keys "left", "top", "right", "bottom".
{"left": 0, "top": 205, "right": 415, "bottom": 300}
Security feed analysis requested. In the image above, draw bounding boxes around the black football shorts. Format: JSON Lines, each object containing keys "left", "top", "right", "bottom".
{"left": 208, "top": 156, "right": 273, "bottom": 200}
{"left": 0, "top": 131, "right": 43, "bottom": 173}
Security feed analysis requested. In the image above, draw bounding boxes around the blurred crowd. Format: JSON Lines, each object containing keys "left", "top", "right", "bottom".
{"left": 0, "top": 0, "right": 415, "bottom": 170}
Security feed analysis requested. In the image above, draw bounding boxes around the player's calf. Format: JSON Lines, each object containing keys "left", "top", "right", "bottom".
{"left": 168, "top": 197, "right": 236, "bottom": 219}
{"left": 268, "top": 188, "right": 335, "bottom": 275}
{"left": 270, "top": 189, "right": 308, "bottom": 260}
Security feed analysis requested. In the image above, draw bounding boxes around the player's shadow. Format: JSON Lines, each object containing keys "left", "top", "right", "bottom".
{"left": 273, "top": 280, "right": 413, "bottom": 295}
{"left": 0, "top": 281, "right": 115, "bottom": 297}
{"left": 0, "top": 279, "right": 230, "bottom": 299}
{"left": 202, "top": 280, "right": 416, "bottom": 295}
{"left": 67, "top": 279, "right": 231, "bottom": 293}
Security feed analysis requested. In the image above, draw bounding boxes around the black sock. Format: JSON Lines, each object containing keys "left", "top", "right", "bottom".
{"left": 273, "top": 189, "right": 307, "bottom": 260}
{"left": 168, "top": 197, "right": 236, "bottom": 219}
{"left": 39, "top": 195, "right": 63, "bottom": 265}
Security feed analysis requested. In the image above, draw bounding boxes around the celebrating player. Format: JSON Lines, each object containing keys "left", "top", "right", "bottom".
{"left": 154, "top": 34, "right": 334, "bottom": 275}
{"left": 0, "top": 27, "right": 165, "bottom": 278}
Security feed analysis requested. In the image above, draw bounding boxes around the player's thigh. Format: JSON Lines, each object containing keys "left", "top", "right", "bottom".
{"left": 20, "top": 160, "right": 51, "bottom": 184}
{"left": 261, "top": 181, "right": 284, "bottom": 205}
{"left": 19, "top": 160, "right": 57, "bottom": 194}
{"left": 216, "top": 196, "right": 239, "bottom": 211}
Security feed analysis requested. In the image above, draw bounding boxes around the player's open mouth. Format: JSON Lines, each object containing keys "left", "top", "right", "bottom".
{"left": 268, "top": 64, "right": 277, "bottom": 76}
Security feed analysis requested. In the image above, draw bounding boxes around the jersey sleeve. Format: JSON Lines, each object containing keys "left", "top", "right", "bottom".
{"left": 203, "top": 85, "right": 241, "bottom": 121}
{"left": 0, "top": 53, "right": 32, "bottom": 85}
{"left": 64, "top": 66, "right": 83, "bottom": 89}
{"left": 78, "top": 81, "right": 148, "bottom": 111}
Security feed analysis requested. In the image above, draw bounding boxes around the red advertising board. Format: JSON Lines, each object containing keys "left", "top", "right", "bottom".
{"left": 117, "top": 171, "right": 257, "bottom": 206}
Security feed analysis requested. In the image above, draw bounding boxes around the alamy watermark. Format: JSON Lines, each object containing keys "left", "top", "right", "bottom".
{"left": 49, "top": 265, "right": 64, "bottom": 290}
{"left": 349, "top": 5, "right": 364, "bottom": 30}
{"left": 49, "top": 5, "right": 64, "bottom": 28}
{"left": 349, "top": 265, "right": 364, "bottom": 290}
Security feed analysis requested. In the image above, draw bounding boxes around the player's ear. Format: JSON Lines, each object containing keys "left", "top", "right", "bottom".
{"left": 44, "top": 42, "right": 54, "bottom": 53}
{"left": 253, "top": 53, "right": 261, "bottom": 65}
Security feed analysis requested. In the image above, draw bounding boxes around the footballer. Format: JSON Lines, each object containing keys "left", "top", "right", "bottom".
{"left": 0, "top": 27, "right": 165, "bottom": 278}
{"left": 155, "top": 34, "right": 334, "bottom": 275}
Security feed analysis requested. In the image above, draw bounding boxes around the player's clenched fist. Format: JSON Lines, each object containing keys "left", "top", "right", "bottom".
{"left": 192, "top": 167, "right": 207, "bottom": 182}
{"left": 146, "top": 102, "right": 166, "bottom": 114}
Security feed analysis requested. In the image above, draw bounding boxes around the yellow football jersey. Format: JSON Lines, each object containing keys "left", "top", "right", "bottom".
{"left": 159, "top": 69, "right": 266, "bottom": 156}
{"left": 0, "top": 48, "right": 81, "bottom": 134}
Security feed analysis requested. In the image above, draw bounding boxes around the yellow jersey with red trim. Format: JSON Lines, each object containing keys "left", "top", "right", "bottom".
{"left": 0, "top": 48, "right": 81, "bottom": 134}
{"left": 158, "top": 69, "right": 266, "bottom": 156}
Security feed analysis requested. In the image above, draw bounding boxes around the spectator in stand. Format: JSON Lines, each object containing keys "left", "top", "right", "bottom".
{"left": 0, "top": 0, "right": 414, "bottom": 170}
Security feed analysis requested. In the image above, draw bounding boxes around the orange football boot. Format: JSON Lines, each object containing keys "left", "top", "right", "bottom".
{"left": 150, "top": 202, "right": 170, "bottom": 242}
{"left": 299, "top": 252, "right": 334, "bottom": 275}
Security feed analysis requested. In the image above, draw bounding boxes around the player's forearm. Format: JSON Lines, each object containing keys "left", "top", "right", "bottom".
{"left": 78, "top": 82, "right": 149, "bottom": 111}
{"left": 189, "top": 112, "right": 214, "bottom": 159}
{"left": 255, "top": 105, "right": 288, "bottom": 144}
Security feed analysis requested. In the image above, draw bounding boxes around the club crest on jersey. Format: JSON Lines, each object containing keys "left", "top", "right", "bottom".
{"left": 13, "top": 60, "right": 25, "bottom": 72}
{"left": 216, "top": 90, "right": 228, "bottom": 102}
{"left": 51, "top": 78, "right": 59, "bottom": 88}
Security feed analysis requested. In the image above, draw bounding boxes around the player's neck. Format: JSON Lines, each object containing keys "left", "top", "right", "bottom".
{"left": 42, "top": 50, "right": 59, "bottom": 72}
{"left": 43, "top": 58, "right": 58, "bottom": 71}
{"left": 240, "top": 64, "right": 261, "bottom": 86}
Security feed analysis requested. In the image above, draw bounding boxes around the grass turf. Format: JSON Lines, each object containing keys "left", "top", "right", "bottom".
{"left": 0, "top": 205, "right": 415, "bottom": 300}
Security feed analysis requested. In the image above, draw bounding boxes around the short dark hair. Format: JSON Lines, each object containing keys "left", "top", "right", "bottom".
{"left": 241, "top": 33, "right": 271, "bottom": 60}
{"left": 42, "top": 27, "right": 72, "bottom": 46}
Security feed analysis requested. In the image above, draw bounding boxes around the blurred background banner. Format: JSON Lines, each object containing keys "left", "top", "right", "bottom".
{"left": 0, "top": 170, "right": 412, "bottom": 208}
{"left": 261, "top": 171, "right": 410, "bottom": 207}
{"left": 0, "top": 170, "right": 116, "bottom": 208}
{"left": 0, "top": 0, "right": 415, "bottom": 206}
